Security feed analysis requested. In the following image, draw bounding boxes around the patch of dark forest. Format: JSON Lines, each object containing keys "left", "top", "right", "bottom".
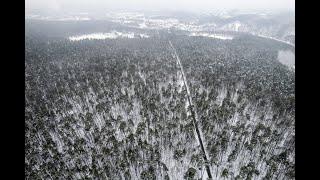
{"left": 25, "top": 31, "right": 294, "bottom": 179}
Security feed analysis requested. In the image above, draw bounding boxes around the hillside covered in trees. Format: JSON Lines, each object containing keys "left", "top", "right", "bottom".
{"left": 25, "top": 17, "right": 294, "bottom": 179}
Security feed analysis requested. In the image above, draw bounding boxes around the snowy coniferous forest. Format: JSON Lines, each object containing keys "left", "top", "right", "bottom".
{"left": 25, "top": 10, "right": 294, "bottom": 180}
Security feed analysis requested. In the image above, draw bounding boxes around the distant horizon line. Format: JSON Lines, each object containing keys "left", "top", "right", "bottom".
{"left": 25, "top": 8, "right": 295, "bottom": 14}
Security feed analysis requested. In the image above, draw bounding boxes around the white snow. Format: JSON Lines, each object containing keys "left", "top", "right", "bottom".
{"left": 189, "top": 32, "right": 233, "bottom": 40}
{"left": 57, "top": 17, "right": 91, "bottom": 21}
{"left": 216, "top": 86, "right": 228, "bottom": 106}
{"left": 257, "top": 34, "right": 295, "bottom": 47}
{"left": 139, "top": 34, "right": 150, "bottom": 38}
{"left": 221, "top": 21, "right": 242, "bottom": 32}
{"left": 233, "top": 21, "right": 242, "bottom": 31}
{"left": 278, "top": 50, "right": 295, "bottom": 70}
{"left": 69, "top": 31, "right": 150, "bottom": 41}
{"left": 170, "top": 41, "right": 212, "bottom": 179}
{"left": 140, "top": 18, "right": 180, "bottom": 29}
{"left": 49, "top": 131, "right": 64, "bottom": 153}
{"left": 139, "top": 21, "right": 148, "bottom": 29}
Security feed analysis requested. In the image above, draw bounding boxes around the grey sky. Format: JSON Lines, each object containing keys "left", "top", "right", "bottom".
{"left": 26, "top": 0, "right": 295, "bottom": 12}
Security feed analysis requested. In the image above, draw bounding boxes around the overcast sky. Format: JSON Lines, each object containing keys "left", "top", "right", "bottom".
{"left": 26, "top": 0, "right": 295, "bottom": 13}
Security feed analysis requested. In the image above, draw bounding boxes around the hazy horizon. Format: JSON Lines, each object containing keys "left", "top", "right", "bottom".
{"left": 26, "top": 0, "right": 295, "bottom": 14}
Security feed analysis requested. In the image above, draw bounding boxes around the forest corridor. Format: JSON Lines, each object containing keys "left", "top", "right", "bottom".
{"left": 169, "top": 40, "right": 213, "bottom": 179}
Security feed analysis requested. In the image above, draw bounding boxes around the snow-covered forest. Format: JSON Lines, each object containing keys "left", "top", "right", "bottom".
{"left": 25, "top": 10, "right": 295, "bottom": 180}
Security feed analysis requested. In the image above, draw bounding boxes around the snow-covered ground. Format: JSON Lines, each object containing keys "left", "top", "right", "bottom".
{"left": 56, "top": 17, "right": 91, "bottom": 21}
{"left": 103, "top": 11, "right": 294, "bottom": 46}
{"left": 69, "top": 31, "right": 150, "bottom": 41}
{"left": 256, "top": 34, "right": 295, "bottom": 47}
{"left": 27, "top": 10, "right": 294, "bottom": 47}
{"left": 220, "top": 21, "right": 242, "bottom": 32}
{"left": 278, "top": 50, "right": 295, "bottom": 70}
